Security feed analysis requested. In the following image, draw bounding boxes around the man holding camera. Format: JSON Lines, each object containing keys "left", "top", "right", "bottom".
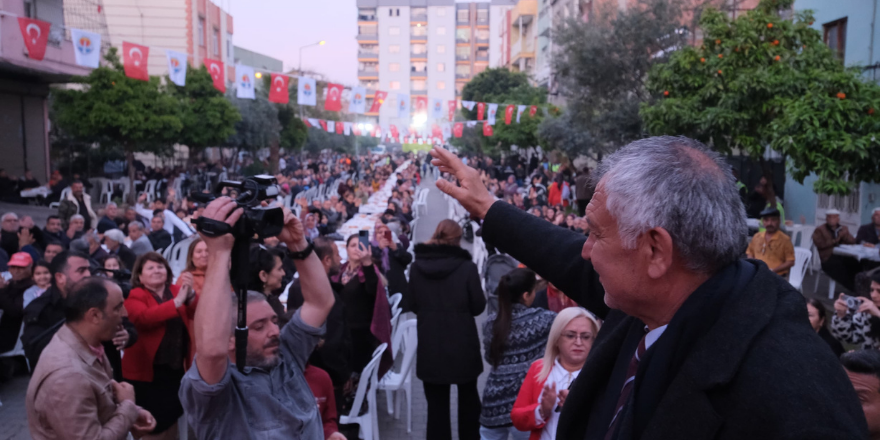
{"left": 179, "top": 197, "right": 338, "bottom": 439}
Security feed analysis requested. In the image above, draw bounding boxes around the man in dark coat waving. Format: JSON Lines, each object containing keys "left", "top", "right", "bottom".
{"left": 431, "top": 136, "right": 868, "bottom": 440}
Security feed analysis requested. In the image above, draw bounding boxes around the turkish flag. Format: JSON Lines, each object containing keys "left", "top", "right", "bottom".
{"left": 353, "top": 125, "right": 361, "bottom": 136}
{"left": 477, "top": 102, "right": 485, "bottom": 120}
{"left": 268, "top": 74, "right": 289, "bottom": 104}
{"left": 390, "top": 124, "right": 399, "bottom": 138}
{"left": 453, "top": 122, "right": 464, "bottom": 138}
{"left": 18, "top": 17, "right": 50, "bottom": 61}
{"left": 505, "top": 105, "right": 515, "bottom": 125}
{"left": 483, "top": 122, "right": 493, "bottom": 136}
{"left": 448, "top": 101, "right": 457, "bottom": 121}
{"left": 530, "top": 105, "right": 538, "bottom": 117}
{"left": 122, "top": 42, "right": 150, "bottom": 81}
{"left": 324, "top": 83, "right": 344, "bottom": 111}
{"left": 204, "top": 58, "right": 225, "bottom": 92}
{"left": 319, "top": 120, "right": 328, "bottom": 131}
{"left": 302, "top": 118, "right": 311, "bottom": 127}
{"left": 336, "top": 121, "right": 344, "bottom": 134}
{"left": 431, "top": 124, "right": 443, "bottom": 139}
{"left": 415, "top": 96, "right": 428, "bottom": 114}
{"left": 369, "top": 91, "right": 388, "bottom": 113}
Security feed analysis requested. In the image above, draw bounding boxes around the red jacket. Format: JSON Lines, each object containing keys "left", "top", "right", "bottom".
{"left": 305, "top": 365, "right": 339, "bottom": 439}
{"left": 122, "top": 285, "right": 197, "bottom": 382}
{"left": 547, "top": 182, "right": 569, "bottom": 208}
{"left": 511, "top": 360, "right": 548, "bottom": 440}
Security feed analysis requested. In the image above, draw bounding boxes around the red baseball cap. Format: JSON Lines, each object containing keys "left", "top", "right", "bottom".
{"left": 8, "top": 252, "right": 33, "bottom": 268}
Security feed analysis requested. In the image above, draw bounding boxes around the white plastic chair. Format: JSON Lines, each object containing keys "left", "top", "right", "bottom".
{"left": 388, "top": 293, "right": 403, "bottom": 316}
{"left": 389, "top": 308, "right": 403, "bottom": 356}
{"left": 789, "top": 247, "right": 812, "bottom": 292}
{"left": 379, "top": 319, "right": 417, "bottom": 433}
{"left": 141, "top": 180, "right": 158, "bottom": 204}
{"left": 340, "top": 342, "right": 388, "bottom": 440}
{"left": 164, "top": 235, "right": 197, "bottom": 282}
{"left": 49, "top": 187, "right": 71, "bottom": 209}
{"left": 98, "top": 179, "right": 114, "bottom": 205}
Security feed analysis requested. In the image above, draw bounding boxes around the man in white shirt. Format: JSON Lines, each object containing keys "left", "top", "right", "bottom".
{"left": 133, "top": 193, "right": 193, "bottom": 240}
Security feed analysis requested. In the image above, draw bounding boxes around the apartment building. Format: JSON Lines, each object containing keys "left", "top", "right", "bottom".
{"left": 357, "top": 0, "right": 514, "bottom": 135}
{"left": 102, "top": 0, "right": 234, "bottom": 85}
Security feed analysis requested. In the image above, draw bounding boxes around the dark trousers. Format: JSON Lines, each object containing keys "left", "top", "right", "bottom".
{"left": 423, "top": 381, "right": 481, "bottom": 440}
{"left": 577, "top": 199, "right": 589, "bottom": 217}
{"left": 822, "top": 255, "right": 861, "bottom": 293}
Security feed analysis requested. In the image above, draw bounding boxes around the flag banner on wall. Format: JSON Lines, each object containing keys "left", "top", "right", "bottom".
{"left": 431, "top": 124, "right": 442, "bottom": 139}
{"left": 349, "top": 86, "right": 367, "bottom": 114}
{"left": 462, "top": 101, "right": 476, "bottom": 111}
{"left": 466, "top": 121, "right": 477, "bottom": 128}
{"left": 324, "top": 83, "right": 344, "bottom": 111}
{"left": 236, "top": 65, "right": 256, "bottom": 99}
{"left": 530, "top": 105, "right": 538, "bottom": 117}
{"left": 430, "top": 98, "right": 444, "bottom": 119}
{"left": 166, "top": 50, "right": 188, "bottom": 86}
{"left": 343, "top": 122, "right": 352, "bottom": 135}
{"left": 477, "top": 102, "right": 485, "bottom": 120}
{"left": 453, "top": 122, "right": 464, "bottom": 138}
{"left": 517, "top": 105, "right": 527, "bottom": 123}
{"left": 442, "top": 123, "right": 452, "bottom": 140}
{"left": 505, "top": 105, "right": 515, "bottom": 125}
{"left": 70, "top": 28, "right": 101, "bottom": 68}
{"left": 487, "top": 103, "right": 498, "bottom": 125}
{"left": 204, "top": 58, "right": 225, "bottom": 92}
{"left": 414, "top": 96, "right": 428, "bottom": 115}
{"left": 369, "top": 91, "right": 388, "bottom": 113}
{"left": 483, "top": 122, "right": 493, "bottom": 136}
{"left": 319, "top": 120, "right": 328, "bottom": 131}
{"left": 390, "top": 125, "right": 399, "bottom": 139}
{"left": 326, "top": 121, "right": 335, "bottom": 133}
{"left": 268, "top": 74, "right": 289, "bottom": 104}
{"left": 336, "top": 121, "right": 344, "bottom": 134}
{"left": 18, "top": 17, "right": 50, "bottom": 61}
{"left": 397, "top": 93, "right": 410, "bottom": 119}
{"left": 307, "top": 118, "right": 320, "bottom": 128}
{"left": 298, "top": 77, "right": 317, "bottom": 106}
{"left": 122, "top": 41, "right": 150, "bottom": 81}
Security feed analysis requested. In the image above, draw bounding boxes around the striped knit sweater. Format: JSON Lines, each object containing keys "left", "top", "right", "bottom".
{"left": 480, "top": 304, "right": 556, "bottom": 428}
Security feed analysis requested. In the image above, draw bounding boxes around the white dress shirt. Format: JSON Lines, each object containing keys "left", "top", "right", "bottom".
{"left": 535, "top": 358, "right": 581, "bottom": 440}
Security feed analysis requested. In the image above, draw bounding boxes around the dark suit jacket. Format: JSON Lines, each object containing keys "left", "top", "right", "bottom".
{"left": 855, "top": 223, "right": 880, "bottom": 245}
{"left": 482, "top": 201, "right": 867, "bottom": 440}
{"left": 113, "top": 244, "right": 137, "bottom": 270}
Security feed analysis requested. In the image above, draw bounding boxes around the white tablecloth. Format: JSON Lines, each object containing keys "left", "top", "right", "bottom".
{"left": 834, "top": 244, "right": 880, "bottom": 262}
{"left": 20, "top": 186, "right": 51, "bottom": 198}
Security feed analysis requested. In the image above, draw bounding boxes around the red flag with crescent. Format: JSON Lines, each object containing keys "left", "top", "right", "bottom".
{"left": 123, "top": 42, "right": 150, "bottom": 81}
{"left": 453, "top": 122, "right": 464, "bottom": 138}
{"left": 477, "top": 102, "right": 486, "bottom": 120}
{"left": 318, "top": 120, "right": 328, "bottom": 131}
{"left": 415, "top": 96, "right": 428, "bottom": 114}
{"left": 324, "top": 83, "right": 344, "bottom": 111}
{"left": 336, "top": 121, "right": 344, "bottom": 134}
{"left": 448, "top": 101, "right": 457, "bottom": 121}
{"left": 483, "top": 122, "right": 493, "bottom": 136}
{"left": 530, "top": 105, "right": 538, "bottom": 117}
{"left": 18, "top": 17, "right": 50, "bottom": 61}
{"left": 505, "top": 105, "right": 515, "bottom": 125}
{"left": 369, "top": 91, "right": 388, "bottom": 113}
{"left": 204, "top": 58, "right": 225, "bottom": 92}
{"left": 268, "top": 74, "right": 289, "bottom": 104}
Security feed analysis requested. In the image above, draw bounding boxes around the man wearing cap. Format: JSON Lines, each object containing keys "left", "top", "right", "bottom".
{"left": 0, "top": 252, "right": 34, "bottom": 380}
{"left": 103, "top": 229, "right": 136, "bottom": 270}
{"left": 856, "top": 208, "right": 880, "bottom": 247}
{"left": 813, "top": 209, "right": 859, "bottom": 291}
{"left": 746, "top": 207, "right": 796, "bottom": 277}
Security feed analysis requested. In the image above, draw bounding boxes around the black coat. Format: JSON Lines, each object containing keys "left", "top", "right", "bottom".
{"left": 372, "top": 246, "right": 412, "bottom": 311}
{"left": 0, "top": 278, "right": 34, "bottom": 352}
{"left": 114, "top": 244, "right": 137, "bottom": 270}
{"left": 482, "top": 201, "right": 868, "bottom": 440}
{"left": 408, "top": 243, "right": 486, "bottom": 384}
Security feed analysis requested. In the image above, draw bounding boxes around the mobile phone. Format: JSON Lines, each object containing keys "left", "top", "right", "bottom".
{"left": 358, "top": 230, "right": 371, "bottom": 249}
{"left": 384, "top": 230, "right": 392, "bottom": 242}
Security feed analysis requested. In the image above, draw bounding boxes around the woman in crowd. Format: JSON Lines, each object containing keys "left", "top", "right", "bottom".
{"left": 175, "top": 238, "right": 207, "bottom": 298}
{"left": 832, "top": 272, "right": 880, "bottom": 350}
{"left": 123, "top": 252, "right": 197, "bottom": 439}
{"left": 249, "top": 244, "right": 290, "bottom": 327}
{"left": 481, "top": 268, "right": 555, "bottom": 440}
{"left": 409, "top": 219, "right": 485, "bottom": 440}
{"left": 22, "top": 260, "right": 52, "bottom": 309}
{"left": 807, "top": 298, "right": 845, "bottom": 358}
{"left": 102, "top": 254, "right": 125, "bottom": 272}
{"left": 372, "top": 222, "right": 412, "bottom": 311}
{"left": 546, "top": 174, "right": 569, "bottom": 208}
{"left": 511, "top": 308, "right": 601, "bottom": 440}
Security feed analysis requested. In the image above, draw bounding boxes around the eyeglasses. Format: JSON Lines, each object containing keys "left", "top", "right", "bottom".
{"left": 561, "top": 332, "right": 592, "bottom": 343}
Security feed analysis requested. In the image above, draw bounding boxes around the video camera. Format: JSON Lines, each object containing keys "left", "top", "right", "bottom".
{"left": 95, "top": 267, "right": 133, "bottom": 299}
{"left": 190, "top": 175, "right": 284, "bottom": 239}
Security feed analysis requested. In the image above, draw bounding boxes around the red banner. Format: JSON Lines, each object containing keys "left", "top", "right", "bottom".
{"left": 268, "top": 74, "right": 289, "bottom": 104}
{"left": 369, "top": 91, "right": 388, "bottom": 113}
{"left": 448, "top": 100, "right": 457, "bottom": 121}
{"left": 122, "top": 42, "right": 150, "bottom": 81}
{"left": 324, "top": 83, "right": 344, "bottom": 111}
{"left": 18, "top": 17, "right": 50, "bottom": 61}
{"left": 318, "top": 120, "right": 328, "bottom": 131}
{"left": 431, "top": 124, "right": 443, "bottom": 139}
{"left": 204, "top": 58, "right": 226, "bottom": 92}
{"left": 415, "top": 96, "right": 428, "bottom": 114}
{"left": 477, "top": 102, "right": 485, "bottom": 120}
{"left": 390, "top": 124, "right": 399, "bottom": 138}
{"left": 483, "top": 122, "right": 493, "bottom": 136}
{"left": 302, "top": 118, "right": 311, "bottom": 127}
{"left": 336, "top": 121, "right": 344, "bottom": 134}
{"left": 529, "top": 105, "right": 538, "bottom": 117}
{"left": 453, "top": 122, "right": 463, "bottom": 138}
{"left": 505, "top": 105, "right": 515, "bottom": 125}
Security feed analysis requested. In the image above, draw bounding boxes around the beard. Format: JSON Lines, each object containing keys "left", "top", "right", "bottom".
{"left": 246, "top": 337, "right": 281, "bottom": 370}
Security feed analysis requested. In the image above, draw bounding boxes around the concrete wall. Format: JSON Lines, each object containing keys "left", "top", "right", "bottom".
{"left": 378, "top": 6, "right": 412, "bottom": 129}
{"left": 428, "top": 4, "right": 456, "bottom": 126}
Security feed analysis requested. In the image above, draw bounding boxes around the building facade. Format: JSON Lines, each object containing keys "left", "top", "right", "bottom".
{"left": 356, "top": 0, "right": 514, "bottom": 136}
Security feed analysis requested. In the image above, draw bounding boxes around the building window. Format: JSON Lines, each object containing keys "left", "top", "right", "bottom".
{"left": 437, "top": 26, "right": 446, "bottom": 36}
{"left": 457, "top": 8, "right": 469, "bottom": 23}
{"left": 226, "top": 33, "right": 233, "bottom": 59}
{"left": 389, "top": 44, "right": 400, "bottom": 53}
{"left": 823, "top": 18, "right": 847, "bottom": 62}
{"left": 437, "top": 45, "right": 446, "bottom": 53}
{"left": 456, "top": 46, "right": 470, "bottom": 59}
{"left": 359, "top": 24, "right": 378, "bottom": 36}
{"left": 212, "top": 28, "right": 220, "bottom": 56}
{"left": 198, "top": 18, "right": 205, "bottom": 46}
{"left": 437, "top": 63, "right": 445, "bottom": 72}
{"left": 412, "top": 7, "right": 427, "bottom": 18}
{"left": 389, "top": 63, "right": 400, "bottom": 72}
{"left": 411, "top": 79, "right": 427, "bottom": 91}
{"left": 476, "top": 28, "right": 490, "bottom": 41}
{"left": 389, "top": 26, "right": 400, "bottom": 35}
{"left": 412, "top": 43, "right": 427, "bottom": 55}
{"left": 361, "top": 44, "right": 379, "bottom": 55}
{"left": 455, "top": 64, "right": 471, "bottom": 76}
{"left": 456, "top": 28, "right": 471, "bottom": 42}
{"left": 359, "top": 61, "right": 378, "bottom": 72}
{"left": 412, "top": 61, "right": 427, "bottom": 73}
{"left": 412, "top": 25, "right": 428, "bottom": 36}
{"left": 437, "top": 81, "right": 446, "bottom": 90}
{"left": 359, "top": 8, "right": 376, "bottom": 21}
{"left": 390, "top": 81, "right": 401, "bottom": 90}
{"left": 477, "top": 8, "right": 488, "bottom": 23}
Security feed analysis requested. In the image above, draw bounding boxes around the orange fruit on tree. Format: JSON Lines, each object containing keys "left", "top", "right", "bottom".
{"left": 767, "top": 23, "right": 773, "bottom": 28}
{"left": 837, "top": 92, "right": 846, "bottom": 100}
{"left": 773, "top": 40, "right": 779, "bottom": 46}
{"left": 718, "top": 54, "right": 723, "bottom": 59}
{"left": 701, "top": 57, "right": 706, "bottom": 63}
{"left": 715, "top": 39, "right": 721, "bottom": 44}
{"left": 717, "top": 69, "right": 723, "bottom": 75}
{"left": 664, "top": 90, "right": 670, "bottom": 96}
{"left": 774, "top": 55, "right": 781, "bottom": 61}
{"left": 869, "top": 108, "right": 875, "bottom": 115}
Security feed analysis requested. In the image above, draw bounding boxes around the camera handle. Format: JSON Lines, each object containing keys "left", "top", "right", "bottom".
{"left": 229, "top": 218, "right": 251, "bottom": 373}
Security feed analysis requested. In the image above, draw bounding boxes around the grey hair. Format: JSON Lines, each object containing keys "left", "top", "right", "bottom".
{"left": 129, "top": 220, "right": 144, "bottom": 232}
{"left": 593, "top": 136, "right": 748, "bottom": 273}
{"left": 70, "top": 214, "right": 85, "bottom": 221}
{"left": 231, "top": 291, "right": 272, "bottom": 331}
{"left": 1, "top": 212, "right": 18, "bottom": 221}
{"left": 106, "top": 202, "right": 117, "bottom": 209}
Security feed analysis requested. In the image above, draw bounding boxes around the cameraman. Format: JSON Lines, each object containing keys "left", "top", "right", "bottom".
{"left": 179, "top": 197, "right": 337, "bottom": 439}
{"left": 832, "top": 272, "right": 880, "bottom": 350}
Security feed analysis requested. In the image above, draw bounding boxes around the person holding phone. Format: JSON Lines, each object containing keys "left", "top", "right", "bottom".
{"left": 832, "top": 272, "right": 880, "bottom": 350}
{"left": 371, "top": 223, "right": 412, "bottom": 311}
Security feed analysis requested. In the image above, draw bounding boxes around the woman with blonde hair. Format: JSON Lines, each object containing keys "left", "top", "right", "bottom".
{"left": 511, "top": 307, "right": 602, "bottom": 440}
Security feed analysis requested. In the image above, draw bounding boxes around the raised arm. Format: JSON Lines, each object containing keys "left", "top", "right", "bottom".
{"left": 277, "top": 208, "right": 335, "bottom": 329}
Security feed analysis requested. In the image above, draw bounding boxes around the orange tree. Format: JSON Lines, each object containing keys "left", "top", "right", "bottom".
{"left": 641, "top": 0, "right": 880, "bottom": 194}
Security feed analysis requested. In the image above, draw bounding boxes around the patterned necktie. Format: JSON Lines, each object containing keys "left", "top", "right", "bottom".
{"left": 604, "top": 332, "right": 647, "bottom": 440}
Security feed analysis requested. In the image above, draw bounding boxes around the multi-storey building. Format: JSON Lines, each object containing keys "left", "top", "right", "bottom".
{"left": 102, "top": 0, "right": 235, "bottom": 86}
{"left": 356, "top": 0, "right": 514, "bottom": 136}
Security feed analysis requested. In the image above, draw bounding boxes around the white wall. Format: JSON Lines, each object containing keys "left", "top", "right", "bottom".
{"left": 428, "top": 5, "right": 456, "bottom": 129}
{"left": 378, "top": 6, "right": 412, "bottom": 130}
{"left": 489, "top": 4, "right": 511, "bottom": 68}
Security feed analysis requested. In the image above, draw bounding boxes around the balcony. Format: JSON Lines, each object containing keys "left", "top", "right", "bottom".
{"left": 511, "top": 0, "right": 538, "bottom": 24}
{"left": 357, "top": 34, "right": 378, "bottom": 41}
{"left": 411, "top": 12, "right": 427, "bottom": 22}
{"left": 511, "top": 39, "right": 535, "bottom": 63}
{"left": 455, "top": 72, "right": 471, "bottom": 79}
{"left": 358, "top": 68, "right": 379, "bottom": 77}
{"left": 411, "top": 52, "right": 428, "bottom": 59}
{"left": 358, "top": 50, "right": 379, "bottom": 58}
{"left": 411, "top": 70, "right": 427, "bottom": 78}
{"left": 475, "top": 37, "right": 489, "bottom": 45}
{"left": 411, "top": 88, "right": 428, "bottom": 95}
{"left": 475, "top": 52, "right": 489, "bottom": 61}
{"left": 456, "top": 54, "right": 471, "bottom": 62}
{"left": 410, "top": 34, "right": 427, "bottom": 42}
{"left": 456, "top": 37, "right": 471, "bottom": 44}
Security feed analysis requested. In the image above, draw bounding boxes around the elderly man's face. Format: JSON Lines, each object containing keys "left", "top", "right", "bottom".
{"left": 125, "top": 209, "right": 137, "bottom": 221}
{"left": 873, "top": 211, "right": 880, "bottom": 226}
{"left": 827, "top": 214, "right": 840, "bottom": 228}
{"left": 70, "top": 217, "right": 84, "bottom": 231}
{"left": 1, "top": 215, "right": 19, "bottom": 232}
{"left": 106, "top": 204, "right": 118, "bottom": 218}
{"left": 129, "top": 225, "right": 143, "bottom": 240}
{"left": 763, "top": 216, "right": 780, "bottom": 234}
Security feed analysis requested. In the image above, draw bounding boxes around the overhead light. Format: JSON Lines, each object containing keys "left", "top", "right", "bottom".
{"left": 413, "top": 114, "right": 427, "bottom": 127}
{"left": 255, "top": 72, "right": 262, "bottom": 79}
{"left": 358, "top": 123, "right": 365, "bottom": 130}
{"left": 417, "top": 23, "right": 421, "bottom": 27}
{"left": 365, "top": 124, "right": 374, "bottom": 131}
{"left": 319, "top": 40, "right": 326, "bottom": 45}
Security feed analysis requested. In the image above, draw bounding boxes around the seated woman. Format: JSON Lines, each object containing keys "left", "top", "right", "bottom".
{"left": 807, "top": 298, "right": 845, "bottom": 358}
{"left": 511, "top": 308, "right": 602, "bottom": 440}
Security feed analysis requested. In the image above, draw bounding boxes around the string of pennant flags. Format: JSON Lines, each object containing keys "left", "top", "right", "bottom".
{"left": 14, "top": 14, "right": 544, "bottom": 143}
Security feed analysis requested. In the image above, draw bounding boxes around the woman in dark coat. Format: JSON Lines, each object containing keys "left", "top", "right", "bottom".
{"left": 372, "top": 222, "right": 412, "bottom": 309}
{"left": 409, "top": 219, "right": 486, "bottom": 440}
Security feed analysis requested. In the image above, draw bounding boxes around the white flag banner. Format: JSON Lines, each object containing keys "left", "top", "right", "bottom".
{"left": 349, "top": 87, "right": 367, "bottom": 114}
{"left": 307, "top": 118, "right": 320, "bottom": 128}
{"left": 442, "top": 123, "right": 452, "bottom": 139}
{"left": 326, "top": 121, "right": 335, "bottom": 133}
{"left": 461, "top": 100, "right": 476, "bottom": 111}
{"left": 165, "top": 50, "right": 188, "bottom": 86}
{"left": 70, "top": 28, "right": 101, "bottom": 68}
{"left": 517, "top": 105, "right": 527, "bottom": 123}
{"left": 487, "top": 103, "right": 498, "bottom": 125}
{"left": 430, "top": 98, "right": 444, "bottom": 119}
{"left": 343, "top": 122, "right": 352, "bottom": 136}
{"left": 235, "top": 65, "right": 256, "bottom": 99}
{"left": 466, "top": 121, "right": 477, "bottom": 128}
{"left": 298, "top": 77, "right": 317, "bottom": 106}
{"left": 397, "top": 93, "right": 410, "bottom": 119}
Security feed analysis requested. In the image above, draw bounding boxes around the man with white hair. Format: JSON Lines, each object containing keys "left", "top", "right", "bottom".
{"left": 857, "top": 207, "right": 880, "bottom": 247}
{"left": 432, "top": 136, "right": 867, "bottom": 440}
{"left": 127, "top": 221, "right": 153, "bottom": 257}
{"left": 97, "top": 202, "right": 120, "bottom": 234}
{"left": 103, "top": 229, "right": 136, "bottom": 270}
{"left": 0, "top": 212, "right": 20, "bottom": 257}
{"left": 813, "top": 209, "right": 858, "bottom": 292}
{"left": 66, "top": 214, "right": 86, "bottom": 241}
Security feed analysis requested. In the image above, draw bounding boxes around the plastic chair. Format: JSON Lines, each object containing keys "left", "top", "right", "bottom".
{"left": 98, "top": 179, "right": 114, "bottom": 205}
{"left": 789, "top": 247, "right": 812, "bottom": 292}
{"left": 0, "top": 323, "right": 30, "bottom": 373}
{"left": 49, "top": 187, "right": 71, "bottom": 209}
{"left": 379, "top": 319, "right": 418, "bottom": 433}
{"left": 340, "top": 342, "right": 388, "bottom": 440}
{"left": 389, "top": 308, "right": 403, "bottom": 356}
{"left": 164, "top": 235, "right": 197, "bottom": 282}
{"left": 141, "top": 180, "right": 158, "bottom": 204}
{"left": 388, "top": 293, "right": 403, "bottom": 316}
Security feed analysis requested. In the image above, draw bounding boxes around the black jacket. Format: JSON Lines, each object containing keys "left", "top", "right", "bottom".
{"left": 113, "top": 244, "right": 137, "bottom": 270}
{"left": 408, "top": 243, "right": 486, "bottom": 384}
{"left": 855, "top": 223, "right": 880, "bottom": 245}
{"left": 372, "top": 246, "right": 413, "bottom": 311}
{"left": 0, "top": 278, "right": 34, "bottom": 352}
{"left": 289, "top": 278, "right": 352, "bottom": 387}
{"left": 148, "top": 229, "right": 172, "bottom": 251}
{"left": 482, "top": 201, "right": 868, "bottom": 440}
